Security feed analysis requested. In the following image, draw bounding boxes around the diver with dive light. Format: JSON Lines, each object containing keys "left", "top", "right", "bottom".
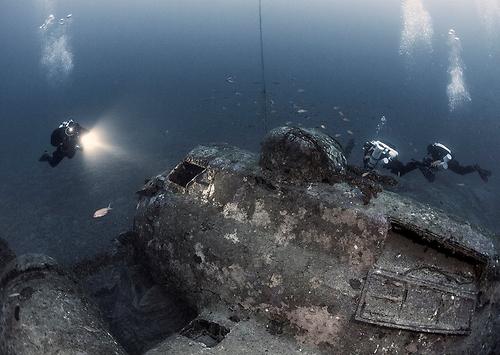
{"left": 39, "top": 119, "right": 89, "bottom": 167}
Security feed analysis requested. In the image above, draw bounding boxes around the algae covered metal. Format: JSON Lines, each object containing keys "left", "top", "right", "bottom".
{"left": 0, "top": 252, "right": 126, "bottom": 355}
{"left": 135, "top": 127, "right": 500, "bottom": 354}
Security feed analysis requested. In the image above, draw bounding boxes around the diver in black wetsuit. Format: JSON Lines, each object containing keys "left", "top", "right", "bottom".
{"left": 39, "top": 120, "right": 89, "bottom": 167}
{"left": 387, "top": 142, "right": 492, "bottom": 182}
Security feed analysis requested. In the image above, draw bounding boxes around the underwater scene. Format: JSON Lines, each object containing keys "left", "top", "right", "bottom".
{"left": 1, "top": 0, "right": 500, "bottom": 354}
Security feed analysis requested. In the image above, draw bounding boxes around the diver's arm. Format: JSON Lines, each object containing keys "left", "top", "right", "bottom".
{"left": 78, "top": 125, "right": 89, "bottom": 134}
{"left": 385, "top": 159, "right": 404, "bottom": 175}
{"left": 50, "top": 128, "right": 65, "bottom": 147}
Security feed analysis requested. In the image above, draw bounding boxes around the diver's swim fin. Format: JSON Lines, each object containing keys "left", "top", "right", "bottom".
{"left": 476, "top": 166, "right": 492, "bottom": 182}
{"left": 39, "top": 152, "right": 50, "bottom": 162}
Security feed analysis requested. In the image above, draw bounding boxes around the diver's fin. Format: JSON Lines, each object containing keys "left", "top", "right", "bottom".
{"left": 476, "top": 167, "right": 492, "bottom": 182}
{"left": 39, "top": 152, "right": 50, "bottom": 162}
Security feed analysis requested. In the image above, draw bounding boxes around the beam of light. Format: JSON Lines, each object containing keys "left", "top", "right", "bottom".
{"left": 80, "top": 122, "right": 126, "bottom": 161}
{"left": 446, "top": 29, "right": 471, "bottom": 112}
{"left": 80, "top": 129, "right": 112, "bottom": 154}
{"left": 399, "top": 0, "right": 434, "bottom": 58}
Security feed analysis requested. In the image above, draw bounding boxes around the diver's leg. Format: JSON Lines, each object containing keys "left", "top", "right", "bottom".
{"left": 386, "top": 160, "right": 419, "bottom": 177}
{"left": 418, "top": 166, "right": 435, "bottom": 182}
{"left": 448, "top": 160, "right": 491, "bottom": 182}
{"left": 447, "top": 160, "right": 475, "bottom": 175}
{"left": 48, "top": 149, "right": 65, "bottom": 167}
{"left": 399, "top": 161, "right": 421, "bottom": 176}
{"left": 385, "top": 159, "right": 404, "bottom": 175}
{"left": 66, "top": 147, "right": 76, "bottom": 159}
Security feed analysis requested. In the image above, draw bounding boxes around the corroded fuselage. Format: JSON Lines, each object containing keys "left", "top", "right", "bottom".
{"left": 135, "top": 128, "right": 500, "bottom": 354}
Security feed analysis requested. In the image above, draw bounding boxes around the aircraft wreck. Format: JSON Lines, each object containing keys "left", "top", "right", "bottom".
{"left": 0, "top": 126, "right": 498, "bottom": 354}
{"left": 134, "top": 126, "right": 500, "bottom": 354}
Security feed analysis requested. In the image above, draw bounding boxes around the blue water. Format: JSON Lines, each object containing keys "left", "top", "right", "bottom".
{"left": 1, "top": 0, "right": 499, "bottom": 264}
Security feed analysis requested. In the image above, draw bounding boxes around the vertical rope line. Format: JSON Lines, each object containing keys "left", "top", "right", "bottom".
{"left": 259, "top": 0, "right": 268, "bottom": 132}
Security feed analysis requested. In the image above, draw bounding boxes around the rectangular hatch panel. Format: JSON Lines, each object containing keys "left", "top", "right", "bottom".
{"left": 356, "top": 268, "right": 476, "bottom": 334}
{"left": 355, "top": 230, "right": 479, "bottom": 335}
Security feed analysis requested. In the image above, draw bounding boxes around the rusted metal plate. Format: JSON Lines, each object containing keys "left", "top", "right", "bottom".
{"left": 355, "top": 268, "right": 476, "bottom": 334}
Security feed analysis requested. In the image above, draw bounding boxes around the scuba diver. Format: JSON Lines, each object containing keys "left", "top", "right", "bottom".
{"left": 363, "top": 140, "right": 492, "bottom": 182}
{"left": 364, "top": 141, "right": 491, "bottom": 182}
{"left": 398, "top": 142, "right": 491, "bottom": 182}
{"left": 39, "top": 119, "right": 88, "bottom": 167}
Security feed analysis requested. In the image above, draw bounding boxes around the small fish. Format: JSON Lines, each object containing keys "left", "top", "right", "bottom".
{"left": 93, "top": 203, "right": 112, "bottom": 218}
{"left": 456, "top": 183, "right": 465, "bottom": 186}
{"left": 66, "top": 14, "right": 72, "bottom": 18}
{"left": 297, "top": 88, "right": 305, "bottom": 93}
{"left": 8, "top": 293, "right": 20, "bottom": 298}
{"left": 334, "top": 133, "right": 342, "bottom": 138}
{"left": 362, "top": 172, "right": 370, "bottom": 177}
{"left": 297, "top": 109, "right": 308, "bottom": 114}
{"left": 347, "top": 130, "right": 353, "bottom": 135}
{"left": 225, "top": 76, "right": 235, "bottom": 84}
{"left": 338, "top": 111, "right": 344, "bottom": 117}
{"left": 320, "top": 124, "right": 326, "bottom": 129}
{"left": 333, "top": 106, "right": 340, "bottom": 110}
{"left": 83, "top": 326, "right": 98, "bottom": 333}
{"left": 342, "top": 118, "right": 350, "bottom": 122}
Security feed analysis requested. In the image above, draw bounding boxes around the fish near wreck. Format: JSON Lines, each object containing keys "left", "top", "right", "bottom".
{"left": 93, "top": 203, "right": 112, "bottom": 218}
{"left": 134, "top": 126, "right": 500, "bottom": 354}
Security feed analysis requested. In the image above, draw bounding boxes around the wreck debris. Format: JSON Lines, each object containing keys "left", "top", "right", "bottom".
{"left": 0, "top": 254, "right": 126, "bottom": 355}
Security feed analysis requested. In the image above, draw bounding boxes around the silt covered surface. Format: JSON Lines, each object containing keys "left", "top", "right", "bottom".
{"left": 134, "top": 127, "right": 500, "bottom": 354}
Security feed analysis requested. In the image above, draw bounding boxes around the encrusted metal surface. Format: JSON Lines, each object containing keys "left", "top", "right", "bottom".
{"left": 356, "top": 268, "right": 476, "bottom": 334}
{"left": 134, "top": 132, "right": 500, "bottom": 354}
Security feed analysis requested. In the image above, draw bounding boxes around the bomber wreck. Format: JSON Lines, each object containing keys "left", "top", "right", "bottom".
{"left": 1, "top": 126, "right": 499, "bottom": 354}
{"left": 134, "top": 126, "right": 500, "bottom": 354}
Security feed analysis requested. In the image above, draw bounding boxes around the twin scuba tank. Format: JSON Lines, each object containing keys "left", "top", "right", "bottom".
{"left": 365, "top": 140, "right": 399, "bottom": 170}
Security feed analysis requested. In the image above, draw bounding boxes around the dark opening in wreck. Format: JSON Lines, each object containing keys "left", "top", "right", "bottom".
{"left": 168, "top": 161, "right": 206, "bottom": 188}
{"left": 180, "top": 319, "right": 230, "bottom": 348}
